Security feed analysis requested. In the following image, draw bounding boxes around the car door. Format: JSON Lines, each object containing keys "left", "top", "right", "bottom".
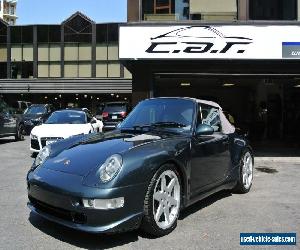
{"left": 0, "top": 109, "right": 5, "bottom": 135}
{"left": 190, "top": 104, "right": 231, "bottom": 195}
{"left": 0, "top": 109, "right": 17, "bottom": 134}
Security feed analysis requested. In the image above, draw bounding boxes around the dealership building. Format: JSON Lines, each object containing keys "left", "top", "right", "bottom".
{"left": 122, "top": 0, "right": 300, "bottom": 142}
{"left": 0, "top": 12, "right": 132, "bottom": 110}
{"left": 1, "top": 1, "right": 300, "bottom": 142}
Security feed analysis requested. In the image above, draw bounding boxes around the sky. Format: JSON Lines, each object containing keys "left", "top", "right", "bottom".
{"left": 17, "top": 0, "right": 127, "bottom": 24}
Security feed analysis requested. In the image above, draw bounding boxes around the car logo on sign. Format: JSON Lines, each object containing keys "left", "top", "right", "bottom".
{"left": 146, "top": 26, "right": 252, "bottom": 55}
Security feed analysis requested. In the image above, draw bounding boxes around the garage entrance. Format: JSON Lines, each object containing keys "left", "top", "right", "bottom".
{"left": 119, "top": 23, "right": 300, "bottom": 149}
{"left": 154, "top": 74, "right": 300, "bottom": 144}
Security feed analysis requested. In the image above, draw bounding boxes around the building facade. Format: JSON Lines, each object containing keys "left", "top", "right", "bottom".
{"left": 128, "top": 0, "right": 299, "bottom": 22}
{"left": 0, "top": 0, "right": 17, "bottom": 25}
{"left": 0, "top": 12, "right": 132, "bottom": 110}
{"left": 122, "top": 0, "right": 300, "bottom": 144}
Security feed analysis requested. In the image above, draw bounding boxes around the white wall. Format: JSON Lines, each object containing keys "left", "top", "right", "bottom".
{"left": 298, "top": 0, "right": 300, "bottom": 20}
{"left": 0, "top": 1, "right": 4, "bottom": 19}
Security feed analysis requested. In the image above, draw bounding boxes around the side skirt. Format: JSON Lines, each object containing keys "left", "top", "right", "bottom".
{"left": 184, "top": 165, "right": 239, "bottom": 209}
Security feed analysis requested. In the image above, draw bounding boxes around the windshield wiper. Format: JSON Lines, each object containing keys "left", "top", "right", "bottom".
{"left": 150, "top": 121, "right": 187, "bottom": 128}
{"left": 120, "top": 122, "right": 187, "bottom": 133}
{"left": 120, "top": 125, "right": 152, "bottom": 133}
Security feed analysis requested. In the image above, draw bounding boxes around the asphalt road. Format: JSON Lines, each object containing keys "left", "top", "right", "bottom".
{"left": 0, "top": 137, "right": 299, "bottom": 250}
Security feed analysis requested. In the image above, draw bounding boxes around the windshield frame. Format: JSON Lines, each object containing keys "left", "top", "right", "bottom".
{"left": 119, "top": 98, "right": 197, "bottom": 135}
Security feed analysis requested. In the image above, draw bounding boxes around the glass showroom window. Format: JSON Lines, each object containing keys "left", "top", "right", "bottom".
{"left": 124, "top": 68, "right": 132, "bottom": 79}
{"left": 96, "top": 24, "right": 108, "bottom": 77}
{"left": 249, "top": 0, "right": 297, "bottom": 20}
{"left": 63, "top": 14, "right": 93, "bottom": 78}
{"left": 0, "top": 45, "right": 7, "bottom": 63}
{"left": 142, "top": 0, "right": 189, "bottom": 20}
{"left": 107, "top": 24, "right": 120, "bottom": 78}
{"left": 10, "top": 26, "right": 33, "bottom": 79}
{"left": 37, "top": 25, "right": 61, "bottom": 78}
{"left": 64, "top": 43, "right": 92, "bottom": 78}
{"left": 0, "top": 20, "right": 7, "bottom": 78}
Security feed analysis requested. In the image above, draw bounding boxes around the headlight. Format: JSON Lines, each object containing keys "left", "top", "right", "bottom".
{"left": 99, "top": 154, "right": 123, "bottom": 183}
{"left": 35, "top": 146, "right": 51, "bottom": 166}
{"left": 24, "top": 120, "right": 33, "bottom": 125}
{"left": 32, "top": 118, "right": 42, "bottom": 125}
{"left": 31, "top": 133, "right": 38, "bottom": 140}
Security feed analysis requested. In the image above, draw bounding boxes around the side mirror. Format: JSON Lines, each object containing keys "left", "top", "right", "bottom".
{"left": 196, "top": 124, "right": 214, "bottom": 136}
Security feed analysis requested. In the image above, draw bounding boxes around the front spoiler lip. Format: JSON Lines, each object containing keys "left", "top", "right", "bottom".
{"left": 27, "top": 202, "right": 143, "bottom": 233}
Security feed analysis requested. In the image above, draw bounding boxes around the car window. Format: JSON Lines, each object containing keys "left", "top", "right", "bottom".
{"left": 25, "top": 106, "right": 47, "bottom": 115}
{"left": 21, "top": 102, "right": 27, "bottom": 110}
{"left": 200, "top": 104, "right": 222, "bottom": 132}
{"left": 103, "top": 104, "right": 127, "bottom": 113}
{"left": 86, "top": 112, "right": 93, "bottom": 122}
{"left": 45, "top": 111, "right": 87, "bottom": 124}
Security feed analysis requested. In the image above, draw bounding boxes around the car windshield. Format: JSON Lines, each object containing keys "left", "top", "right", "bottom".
{"left": 24, "top": 106, "right": 46, "bottom": 115}
{"left": 103, "top": 103, "right": 127, "bottom": 113}
{"left": 119, "top": 98, "right": 195, "bottom": 133}
{"left": 45, "top": 111, "right": 87, "bottom": 124}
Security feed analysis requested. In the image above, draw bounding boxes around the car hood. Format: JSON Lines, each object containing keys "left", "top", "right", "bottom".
{"left": 42, "top": 131, "right": 178, "bottom": 177}
{"left": 31, "top": 124, "right": 90, "bottom": 138}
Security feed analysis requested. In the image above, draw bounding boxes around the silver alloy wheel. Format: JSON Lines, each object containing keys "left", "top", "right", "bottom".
{"left": 153, "top": 170, "right": 180, "bottom": 230}
{"left": 242, "top": 152, "right": 253, "bottom": 189}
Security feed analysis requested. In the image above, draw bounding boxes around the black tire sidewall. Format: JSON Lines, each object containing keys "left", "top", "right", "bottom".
{"left": 16, "top": 124, "right": 24, "bottom": 141}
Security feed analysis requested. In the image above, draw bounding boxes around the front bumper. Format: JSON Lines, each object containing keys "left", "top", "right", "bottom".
{"left": 30, "top": 137, "right": 64, "bottom": 153}
{"left": 27, "top": 168, "right": 147, "bottom": 233}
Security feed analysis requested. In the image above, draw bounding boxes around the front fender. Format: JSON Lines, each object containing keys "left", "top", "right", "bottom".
{"left": 81, "top": 136, "right": 191, "bottom": 191}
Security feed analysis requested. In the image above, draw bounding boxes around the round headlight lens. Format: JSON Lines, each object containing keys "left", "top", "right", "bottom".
{"left": 100, "top": 154, "right": 123, "bottom": 183}
{"left": 35, "top": 146, "right": 51, "bottom": 166}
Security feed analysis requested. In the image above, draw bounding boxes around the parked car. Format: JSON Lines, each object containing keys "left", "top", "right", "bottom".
{"left": 20, "top": 104, "right": 53, "bottom": 134}
{"left": 101, "top": 102, "right": 130, "bottom": 131}
{"left": 95, "top": 103, "right": 106, "bottom": 120}
{"left": 0, "top": 99, "right": 24, "bottom": 141}
{"left": 10, "top": 100, "right": 32, "bottom": 115}
{"left": 30, "top": 108, "right": 103, "bottom": 153}
{"left": 27, "top": 97, "right": 253, "bottom": 237}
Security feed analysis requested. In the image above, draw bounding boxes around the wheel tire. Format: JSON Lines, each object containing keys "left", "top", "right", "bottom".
{"left": 233, "top": 149, "right": 254, "bottom": 194}
{"left": 140, "top": 163, "right": 181, "bottom": 237}
{"left": 15, "top": 124, "right": 25, "bottom": 141}
{"left": 31, "top": 152, "right": 38, "bottom": 158}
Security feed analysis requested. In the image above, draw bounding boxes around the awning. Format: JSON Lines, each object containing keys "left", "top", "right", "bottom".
{"left": 0, "top": 78, "right": 132, "bottom": 94}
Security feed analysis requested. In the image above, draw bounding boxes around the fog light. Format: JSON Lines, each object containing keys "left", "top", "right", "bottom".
{"left": 82, "top": 197, "right": 124, "bottom": 210}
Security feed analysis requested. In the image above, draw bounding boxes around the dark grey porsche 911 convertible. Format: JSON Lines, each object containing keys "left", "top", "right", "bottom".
{"left": 27, "top": 97, "right": 254, "bottom": 237}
